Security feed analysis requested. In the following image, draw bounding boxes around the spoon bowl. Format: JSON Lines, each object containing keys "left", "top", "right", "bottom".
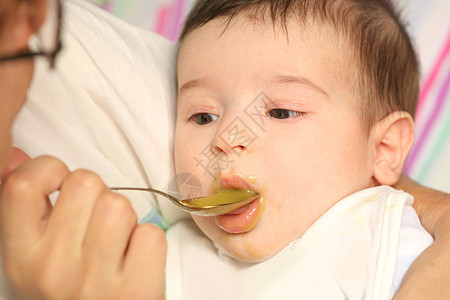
{"left": 110, "top": 187, "right": 260, "bottom": 217}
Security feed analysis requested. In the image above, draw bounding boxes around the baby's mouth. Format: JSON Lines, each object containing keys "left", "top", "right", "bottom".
{"left": 223, "top": 201, "right": 254, "bottom": 215}
{"left": 215, "top": 195, "right": 265, "bottom": 234}
{"left": 214, "top": 175, "right": 266, "bottom": 234}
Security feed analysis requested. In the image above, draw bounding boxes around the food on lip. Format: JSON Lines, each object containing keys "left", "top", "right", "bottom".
{"left": 187, "top": 188, "right": 258, "bottom": 207}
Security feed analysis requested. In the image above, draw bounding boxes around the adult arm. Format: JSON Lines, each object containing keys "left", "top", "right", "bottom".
{"left": 393, "top": 175, "right": 450, "bottom": 299}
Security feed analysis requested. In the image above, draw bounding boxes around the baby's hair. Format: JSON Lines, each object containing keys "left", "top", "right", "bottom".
{"left": 179, "top": 0, "right": 419, "bottom": 130}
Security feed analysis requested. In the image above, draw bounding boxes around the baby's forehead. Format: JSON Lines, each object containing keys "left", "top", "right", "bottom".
{"left": 177, "top": 13, "right": 359, "bottom": 103}
{"left": 182, "top": 14, "right": 356, "bottom": 84}
{"left": 181, "top": 11, "right": 353, "bottom": 55}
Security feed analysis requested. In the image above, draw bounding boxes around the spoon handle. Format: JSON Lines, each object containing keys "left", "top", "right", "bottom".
{"left": 110, "top": 187, "right": 188, "bottom": 210}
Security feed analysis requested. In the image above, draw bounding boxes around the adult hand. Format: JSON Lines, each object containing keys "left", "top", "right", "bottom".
{"left": 394, "top": 176, "right": 450, "bottom": 299}
{"left": 0, "top": 156, "right": 166, "bottom": 299}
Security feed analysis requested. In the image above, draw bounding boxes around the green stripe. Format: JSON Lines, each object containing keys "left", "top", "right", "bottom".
{"left": 416, "top": 105, "right": 450, "bottom": 182}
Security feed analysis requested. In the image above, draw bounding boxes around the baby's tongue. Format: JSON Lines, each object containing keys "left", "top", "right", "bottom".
{"left": 215, "top": 196, "right": 265, "bottom": 234}
{"left": 223, "top": 202, "right": 253, "bottom": 215}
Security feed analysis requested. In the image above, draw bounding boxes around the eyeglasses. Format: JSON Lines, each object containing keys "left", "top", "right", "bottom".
{"left": 0, "top": 0, "right": 62, "bottom": 68}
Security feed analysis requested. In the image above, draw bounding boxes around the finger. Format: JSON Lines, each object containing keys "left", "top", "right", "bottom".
{"left": 83, "top": 191, "right": 138, "bottom": 275}
{"left": 44, "top": 169, "right": 108, "bottom": 251}
{"left": 0, "top": 155, "right": 69, "bottom": 251}
{"left": 122, "top": 224, "right": 167, "bottom": 297}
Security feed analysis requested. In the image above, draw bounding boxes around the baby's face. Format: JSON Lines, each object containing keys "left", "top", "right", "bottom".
{"left": 175, "top": 15, "right": 376, "bottom": 262}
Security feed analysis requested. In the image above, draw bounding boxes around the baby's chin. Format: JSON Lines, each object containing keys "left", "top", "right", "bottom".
{"left": 193, "top": 215, "right": 293, "bottom": 263}
{"left": 212, "top": 237, "right": 282, "bottom": 263}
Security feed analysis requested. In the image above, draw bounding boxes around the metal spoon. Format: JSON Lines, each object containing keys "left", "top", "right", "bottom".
{"left": 110, "top": 187, "right": 260, "bottom": 217}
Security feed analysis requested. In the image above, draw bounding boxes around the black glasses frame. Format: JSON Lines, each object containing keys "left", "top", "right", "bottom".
{"left": 0, "top": 0, "right": 62, "bottom": 68}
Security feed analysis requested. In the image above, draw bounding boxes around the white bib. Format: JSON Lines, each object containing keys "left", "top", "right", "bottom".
{"left": 166, "top": 186, "right": 433, "bottom": 300}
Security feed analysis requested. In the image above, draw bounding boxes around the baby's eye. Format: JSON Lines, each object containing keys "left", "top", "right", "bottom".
{"left": 267, "top": 109, "right": 306, "bottom": 120}
{"left": 190, "top": 113, "right": 218, "bottom": 125}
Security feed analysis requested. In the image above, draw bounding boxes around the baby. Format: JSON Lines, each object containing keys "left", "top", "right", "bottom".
{"left": 168, "top": 0, "right": 433, "bottom": 298}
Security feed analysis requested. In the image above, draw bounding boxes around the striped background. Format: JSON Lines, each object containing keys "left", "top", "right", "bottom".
{"left": 85, "top": 0, "right": 450, "bottom": 193}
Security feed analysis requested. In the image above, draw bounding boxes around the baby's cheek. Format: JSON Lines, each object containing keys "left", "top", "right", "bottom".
{"left": 174, "top": 149, "right": 194, "bottom": 172}
{"left": 191, "top": 216, "right": 219, "bottom": 242}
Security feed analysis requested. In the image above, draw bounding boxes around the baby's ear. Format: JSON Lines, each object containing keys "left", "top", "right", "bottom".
{"left": 371, "top": 111, "right": 415, "bottom": 186}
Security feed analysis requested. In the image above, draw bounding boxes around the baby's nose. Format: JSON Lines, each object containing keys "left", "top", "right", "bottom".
{"left": 213, "top": 117, "right": 257, "bottom": 156}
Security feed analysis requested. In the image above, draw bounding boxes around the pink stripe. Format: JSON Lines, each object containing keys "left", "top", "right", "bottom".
{"left": 99, "top": 2, "right": 113, "bottom": 11}
{"left": 155, "top": 0, "right": 186, "bottom": 41}
{"left": 156, "top": 7, "right": 169, "bottom": 36}
{"left": 169, "top": 0, "right": 186, "bottom": 41}
{"left": 405, "top": 61, "right": 450, "bottom": 174}
{"left": 416, "top": 31, "right": 450, "bottom": 121}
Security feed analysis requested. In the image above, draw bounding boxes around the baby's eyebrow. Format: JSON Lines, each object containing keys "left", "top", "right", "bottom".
{"left": 272, "top": 74, "right": 328, "bottom": 97}
{"left": 178, "top": 75, "right": 329, "bottom": 97}
{"left": 178, "top": 78, "right": 205, "bottom": 95}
